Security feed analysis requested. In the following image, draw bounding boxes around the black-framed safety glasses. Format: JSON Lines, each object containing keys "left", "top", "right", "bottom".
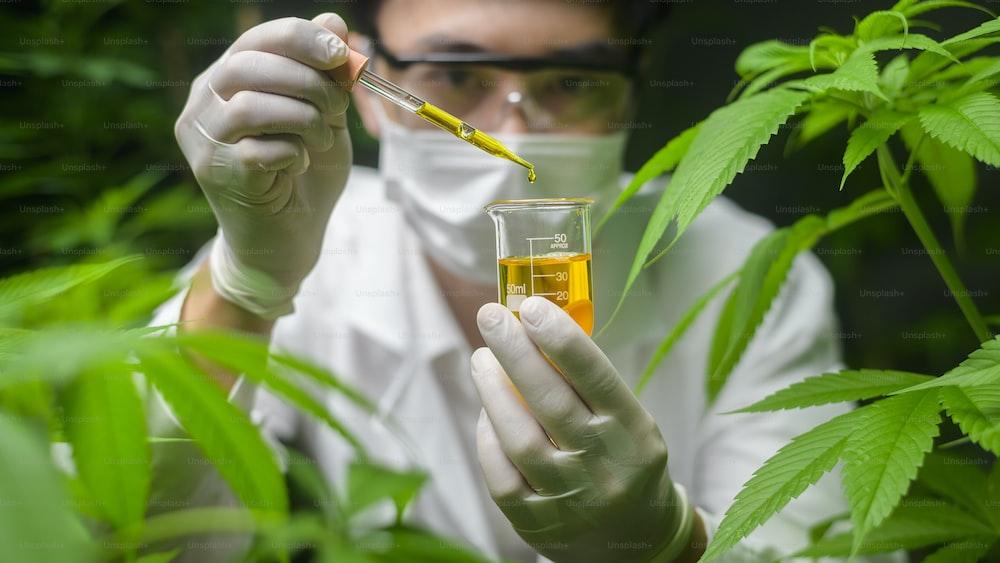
{"left": 368, "top": 38, "right": 637, "bottom": 130}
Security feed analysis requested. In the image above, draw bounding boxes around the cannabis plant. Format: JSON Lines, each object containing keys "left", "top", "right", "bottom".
{"left": 5, "top": 1, "right": 1000, "bottom": 562}
{"left": 0, "top": 253, "right": 496, "bottom": 563}
{"left": 601, "top": 1, "right": 1000, "bottom": 560}
{"left": 0, "top": 176, "right": 490, "bottom": 562}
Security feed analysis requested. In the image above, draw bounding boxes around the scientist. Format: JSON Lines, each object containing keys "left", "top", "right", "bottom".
{"left": 161, "top": 1, "right": 880, "bottom": 562}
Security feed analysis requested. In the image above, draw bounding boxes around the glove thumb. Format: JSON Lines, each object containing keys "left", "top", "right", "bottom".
{"left": 311, "top": 12, "right": 348, "bottom": 40}
{"left": 312, "top": 13, "right": 369, "bottom": 92}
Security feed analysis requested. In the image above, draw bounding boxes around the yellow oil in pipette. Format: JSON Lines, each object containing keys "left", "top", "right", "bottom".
{"left": 351, "top": 64, "right": 536, "bottom": 182}
{"left": 415, "top": 102, "right": 536, "bottom": 183}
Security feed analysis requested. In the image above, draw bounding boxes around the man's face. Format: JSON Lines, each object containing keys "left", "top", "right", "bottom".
{"left": 354, "top": 0, "right": 633, "bottom": 135}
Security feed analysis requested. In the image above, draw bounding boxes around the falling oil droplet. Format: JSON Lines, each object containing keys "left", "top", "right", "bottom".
{"left": 527, "top": 167, "right": 536, "bottom": 184}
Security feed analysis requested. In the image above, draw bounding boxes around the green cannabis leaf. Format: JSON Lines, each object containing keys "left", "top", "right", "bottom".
{"left": 138, "top": 347, "right": 289, "bottom": 518}
{"left": 176, "top": 331, "right": 368, "bottom": 454}
{"left": 942, "top": 16, "right": 1000, "bottom": 45}
{"left": 706, "top": 218, "right": 825, "bottom": 401}
{"left": 66, "top": 363, "right": 151, "bottom": 531}
{"left": 841, "top": 109, "right": 914, "bottom": 189}
{"left": 941, "top": 386, "right": 1000, "bottom": 455}
{"left": 921, "top": 541, "right": 995, "bottom": 563}
{"left": 843, "top": 390, "right": 942, "bottom": 554}
{"left": 0, "top": 256, "right": 139, "bottom": 322}
{"left": 732, "top": 40, "right": 816, "bottom": 99}
{"left": 793, "top": 500, "right": 994, "bottom": 556}
{"left": 0, "top": 415, "right": 93, "bottom": 563}
{"left": 794, "top": 50, "right": 888, "bottom": 99}
{"left": 699, "top": 408, "right": 865, "bottom": 563}
{"left": 633, "top": 272, "right": 736, "bottom": 396}
{"left": 615, "top": 188, "right": 893, "bottom": 404}
{"left": 790, "top": 99, "right": 856, "bottom": 149}
{"left": 136, "top": 551, "right": 182, "bottom": 563}
{"left": 881, "top": 54, "right": 910, "bottom": 97}
{"left": 0, "top": 327, "right": 146, "bottom": 390}
{"left": 969, "top": 58, "right": 1000, "bottom": 84}
{"left": 894, "top": 336, "right": 1000, "bottom": 391}
{"left": 900, "top": 122, "right": 977, "bottom": 247}
{"left": 856, "top": 10, "right": 909, "bottom": 42}
{"left": 596, "top": 123, "right": 700, "bottom": 233}
{"left": 612, "top": 88, "right": 809, "bottom": 324}
{"left": 346, "top": 461, "right": 427, "bottom": 521}
{"left": 899, "top": 0, "right": 996, "bottom": 18}
{"left": 918, "top": 92, "right": 1000, "bottom": 166}
{"left": 918, "top": 451, "right": 998, "bottom": 524}
{"left": 706, "top": 190, "right": 898, "bottom": 401}
{"left": 734, "top": 370, "right": 934, "bottom": 412}
{"left": 735, "top": 40, "right": 811, "bottom": 78}
{"left": 859, "top": 33, "right": 958, "bottom": 61}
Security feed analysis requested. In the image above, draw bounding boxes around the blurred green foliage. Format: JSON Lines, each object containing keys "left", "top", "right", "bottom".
{"left": 3, "top": 1, "right": 235, "bottom": 277}
{"left": 1, "top": 1, "right": 999, "bottom": 560}
{"left": 0, "top": 5, "right": 495, "bottom": 561}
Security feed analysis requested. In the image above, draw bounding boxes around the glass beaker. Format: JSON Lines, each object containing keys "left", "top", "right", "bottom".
{"left": 484, "top": 198, "right": 594, "bottom": 335}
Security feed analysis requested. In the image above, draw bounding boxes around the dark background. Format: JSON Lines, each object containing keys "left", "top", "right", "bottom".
{"left": 2, "top": 0, "right": 997, "bottom": 377}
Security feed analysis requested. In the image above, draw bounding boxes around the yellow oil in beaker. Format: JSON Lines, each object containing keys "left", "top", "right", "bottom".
{"left": 415, "top": 102, "right": 536, "bottom": 183}
{"left": 498, "top": 253, "right": 593, "bottom": 335}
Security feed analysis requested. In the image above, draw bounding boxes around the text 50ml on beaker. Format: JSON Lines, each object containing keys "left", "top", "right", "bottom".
{"left": 485, "top": 198, "right": 594, "bottom": 335}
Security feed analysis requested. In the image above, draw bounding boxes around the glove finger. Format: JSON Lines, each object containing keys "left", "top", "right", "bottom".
{"left": 479, "top": 408, "right": 598, "bottom": 553}
{"left": 519, "top": 297, "right": 647, "bottom": 429}
{"left": 203, "top": 90, "right": 334, "bottom": 152}
{"left": 201, "top": 134, "right": 307, "bottom": 205}
{"left": 211, "top": 50, "right": 349, "bottom": 117}
{"left": 477, "top": 303, "right": 594, "bottom": 450}
{"left": 229, "top": 16, "right": 349, "bottom": 71}
{"left": 476, "top": 410, "right": 534, "bottom": 514}
{"left": 470, "top": 347, "right": 565, "bottom": 495}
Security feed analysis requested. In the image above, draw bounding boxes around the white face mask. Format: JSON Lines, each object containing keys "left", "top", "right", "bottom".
{"left": 376, "top": 105, "right": 627, "bottom": 284}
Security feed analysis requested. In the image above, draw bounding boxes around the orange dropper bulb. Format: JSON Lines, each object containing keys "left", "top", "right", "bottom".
{"left": 331, "top": 48, "right": 370, "bottom": 91}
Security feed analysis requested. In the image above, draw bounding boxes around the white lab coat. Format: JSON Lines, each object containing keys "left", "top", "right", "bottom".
{"left": 148, "top": 166, "right": 900, "bottom": 563}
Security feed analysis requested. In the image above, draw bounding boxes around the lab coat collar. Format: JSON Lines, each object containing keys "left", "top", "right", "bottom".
{"left": 340, "top": 188, "right": 469, "bottom": 364}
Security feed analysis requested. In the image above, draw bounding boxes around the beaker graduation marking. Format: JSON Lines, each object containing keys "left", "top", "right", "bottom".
{"left": 527, "top": 235, "right": 564, "bottom": 298}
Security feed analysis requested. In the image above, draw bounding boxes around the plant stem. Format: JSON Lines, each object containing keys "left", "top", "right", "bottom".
{"left": 825, "top": 93, "right": 870, "bottom": 115}
{"left": 896, "top": 183, "right": 990, "bottom": 341}
{"left": 876, "top": 145, "right": 993, "bottom": 343}
{"left": 939, "top": 436, "right": 972, "bottom": 449}
{"left": 899, "top": 134, "right": 925, "bottom": 187}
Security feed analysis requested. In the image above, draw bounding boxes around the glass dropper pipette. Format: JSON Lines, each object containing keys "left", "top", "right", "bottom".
{"left": 336, "top": 49, "right": 536, "bottom": 183}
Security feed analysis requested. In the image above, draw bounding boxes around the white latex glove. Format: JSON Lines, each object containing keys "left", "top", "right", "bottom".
{"left": 174, "top": 13, "right": 353, "bottom": 319}
{"left": 471, "top": 297, "right": 695, "bottom": 563}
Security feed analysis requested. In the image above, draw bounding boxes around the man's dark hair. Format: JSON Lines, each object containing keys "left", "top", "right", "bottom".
{"left": 348, "top": 1, "right": 670, "bottom": 46}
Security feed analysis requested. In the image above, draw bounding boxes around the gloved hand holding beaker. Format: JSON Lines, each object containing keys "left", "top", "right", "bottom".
{"left": 471, "top": 296, "right": 696, "bottom": 562}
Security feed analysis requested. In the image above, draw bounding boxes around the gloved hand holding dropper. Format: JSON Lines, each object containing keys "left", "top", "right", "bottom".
{"left": 175, "top": 12, "right": 537, "bottom": 320}
{"left": 174, "top": 13, "right": 360, "bottom": 319}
